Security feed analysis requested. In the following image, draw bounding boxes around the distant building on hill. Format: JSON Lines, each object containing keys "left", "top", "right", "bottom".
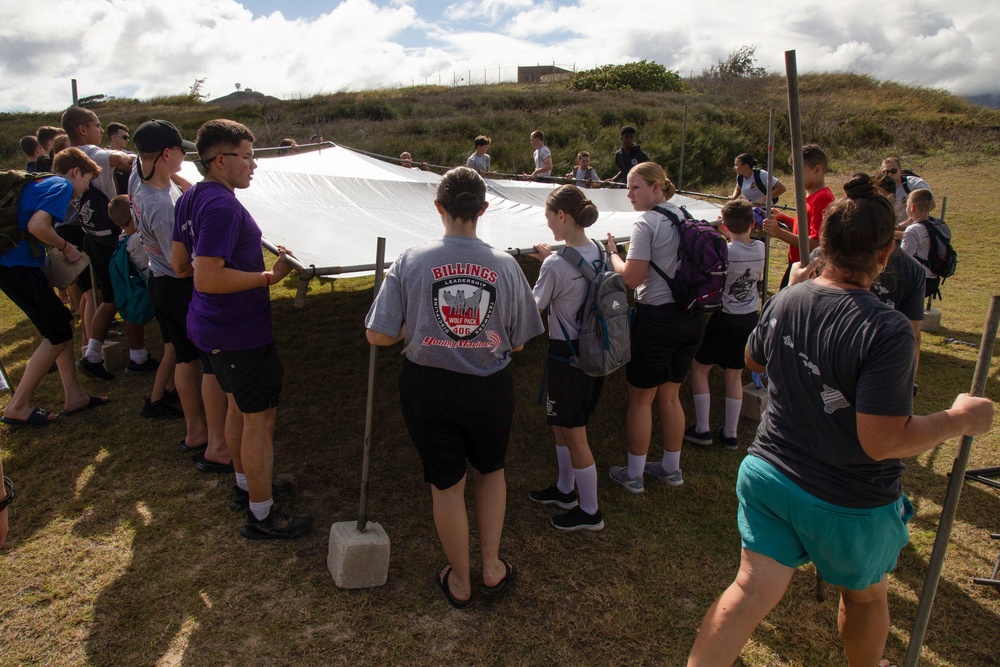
{"left": 208, "top": 89, "right": 281, "bottom": 107}
{"left": 518, "top": 65, "right": 574, "bottom": 84}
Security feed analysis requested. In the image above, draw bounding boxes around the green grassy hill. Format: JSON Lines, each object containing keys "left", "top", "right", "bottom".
{"left": 5, "top": 73, "right": 1000, "bottom": 189}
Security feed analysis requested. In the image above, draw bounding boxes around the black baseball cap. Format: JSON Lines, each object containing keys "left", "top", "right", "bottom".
{"left": 133, "top": 120, "right": 196, "bottom": 153}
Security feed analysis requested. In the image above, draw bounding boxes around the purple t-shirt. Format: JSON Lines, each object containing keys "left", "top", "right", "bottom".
{"left": 172, "top": 181, "right": 271, "bottom": 351}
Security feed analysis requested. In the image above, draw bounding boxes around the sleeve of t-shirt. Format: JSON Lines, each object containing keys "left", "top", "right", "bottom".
{"left": 807, "top": 188, "right": 835, "bottom": 239}
{"left": 532, "top": 256, "right": 558, "bottom": 311}
{"left": 910, "top": 177, "right": 931, "bottom": 193}
{"left": 855, "top": 326, "right": 915, "bottom": 416}
{"left": 466, "top": 154, "right": 476, "bottom": 168}
{"left": 193, "top": 201, "right": 240, "bottom": 263}
{"left": 541, "top": 147, "right": 551, "bottom": 161}
{"left": 897, "top": 258, "right": 926, "bottom": 321}
{"left": 625, "top": 217, "right": 653, "bottom": 262}
{"left": 637, "top": 148, "right": 649, "bottom": 163}
{"left": 900, "top": 226, "right": 921, "bottom": 257}
{"left": 34, "top": 178, "right": 74, "bottom": 223}
{"left": 747, "top": 293, "right": 778, "bottom": 367}
{"left": 364, "top": 258, "right": 405, "bottom": 337}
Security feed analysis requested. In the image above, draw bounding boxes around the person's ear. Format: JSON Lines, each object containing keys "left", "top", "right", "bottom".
{"left": 479, "top": 200, "right": 489, "bottom": 215}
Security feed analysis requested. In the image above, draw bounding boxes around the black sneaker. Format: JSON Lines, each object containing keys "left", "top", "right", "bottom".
{"left": 76, "top": 357, "right": 115, "bottom": 380}
{"left": 240, "top": 505, "right": 313, "bottom": 540}
{"left": 230, "top": 480, "right": 296, "bottom": 512}
{"left": 162, "top": 389, "right": 180, "bottom": 407}
{"left": 125, "top": 356, "right": 160, "bottom": 376}
{"left": 717, "top": 426, "right": 739, "bottom": 451}
{"left": 551, "top": 506, "right": 605, "bottom": 532}
{"left": 528, "top": 484, "right": 578, "bottom": 510}
{"left": 139, "top": 397, "right": 183, "bottom": 419}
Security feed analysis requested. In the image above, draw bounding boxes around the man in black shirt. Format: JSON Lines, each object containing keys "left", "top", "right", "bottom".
{"left": 609, "top": 126, "right": 649, "bottom": 183}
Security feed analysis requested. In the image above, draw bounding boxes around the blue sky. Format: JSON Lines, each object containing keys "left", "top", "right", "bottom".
{"left": 1, "top": 0, "right": 996, "bottom": 112}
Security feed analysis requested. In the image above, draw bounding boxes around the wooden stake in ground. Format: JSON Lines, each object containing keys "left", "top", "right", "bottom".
{"left": 762, "top": 107, "right": 776, "bottom": 300}
{"left": 904, "top": 295, "right": 1000, "bottom": 666}
{"left": 784, "top": 50, "right": 810, "bottom": 267}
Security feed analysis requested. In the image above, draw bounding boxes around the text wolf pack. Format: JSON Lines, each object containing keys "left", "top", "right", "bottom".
{"left": 429, "top": 262, "right": 501, "bottom": 349}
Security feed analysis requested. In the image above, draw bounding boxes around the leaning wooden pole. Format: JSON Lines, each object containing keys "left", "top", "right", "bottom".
{"left": 762, "top": 108, "right": 776, "bottom": 300}
{"left": 357, "top": 237, "right": 387, "bottom": 533}
{"left": 903, "top": 295, "right": 1000, "bottom": 666}
{"left": 784, "top": 51, "right": 810, "bottom": 267}
{"left": 678, "top": 106, "right": 688, "bottom": 190}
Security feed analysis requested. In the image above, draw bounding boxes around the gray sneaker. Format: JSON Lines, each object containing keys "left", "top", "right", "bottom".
{"left": 643, "top": 461, "right": 684, "bottom": 487}
{"left": 609, "top": 465, "right": 644, "bottom": 494}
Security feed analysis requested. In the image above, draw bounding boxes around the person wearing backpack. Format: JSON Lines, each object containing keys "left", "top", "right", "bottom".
{"left": 729, "top": 153, "right": 786, "bottom": 206}
{"left": 0, "top": 148, "right": 108, "bottom": 426}
{"left": 602, "top": 162, "right": 709, "bottom": 492}
{"left": 528, "top": 185, "right": 608, "bottom": 532}
{"left": 898, "top": 188, "right": 954, "bottom": 300}
{"left": 686, "top": 200, "right": 766, "bottom": 451}
{"left": 879, "top": 156, "right": 931, "bottom": 223}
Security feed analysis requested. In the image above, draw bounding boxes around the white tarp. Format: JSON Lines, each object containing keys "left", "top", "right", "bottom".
{"left": 178, "top": 149, "right": 722, "bottom": 276}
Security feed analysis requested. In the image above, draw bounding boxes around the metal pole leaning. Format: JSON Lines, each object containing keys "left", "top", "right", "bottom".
{"left": 903, "top": 295, "right": 1000, "bottom": 667}
{"left": 763, "top": 108, "right": 776, "bottom": 300}
{"left": 678, "top": 106, "right": 688, "bottom": 190}
{"left": 784, "top": 50, "right": 810, "bottom": 267}
{"left": 357, "top": 237, "right": 387, "bottom": 533}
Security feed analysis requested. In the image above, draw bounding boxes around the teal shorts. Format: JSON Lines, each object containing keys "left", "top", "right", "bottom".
{"left": 737, "top": 455, "right": 913, "bottom": 591}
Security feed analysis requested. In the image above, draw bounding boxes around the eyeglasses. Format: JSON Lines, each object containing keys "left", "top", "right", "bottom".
{"left": 885, "top": 168, "right": 899, "bottom": 175}
{"left": 117, "top": 134, "right": 129, "bottom": 140}
{"left": 199, "top": 152, "right": 254, "bottom": 167}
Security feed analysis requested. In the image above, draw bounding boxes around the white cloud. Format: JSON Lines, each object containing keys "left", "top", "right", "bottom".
{"left": 1, "top": 0, "right": 997, "bottom": 112}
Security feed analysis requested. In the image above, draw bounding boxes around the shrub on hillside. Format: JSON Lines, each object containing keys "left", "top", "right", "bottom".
{"left": 571, "top": 61, "right": 684, "bottom": 93}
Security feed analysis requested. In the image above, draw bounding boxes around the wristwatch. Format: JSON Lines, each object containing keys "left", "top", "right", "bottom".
{"left": 0, "top": 477, "right": 13, "bottom": 511}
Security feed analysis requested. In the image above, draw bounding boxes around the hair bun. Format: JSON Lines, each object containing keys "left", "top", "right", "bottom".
{"left": 843, "top": 173, "right": 876, "bottom": 200}
{"left": 455, "top": 192, "right": 482, "bottom": 206}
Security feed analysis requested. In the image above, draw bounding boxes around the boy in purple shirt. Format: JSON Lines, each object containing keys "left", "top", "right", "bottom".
{"left": 173, "top": 119, "right": 309, "bottom": 540}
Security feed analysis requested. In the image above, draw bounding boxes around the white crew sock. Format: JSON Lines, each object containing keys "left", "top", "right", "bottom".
{"left": 627, "top": 452, "right": 646, "bottom": 480}
{"left": 661, "top": 450, "right": 681, "bottom": 474}
{"left": 555, "top": 445, "right": 575, "bottom": 494}
{"left": 249, "top": 497, "right": 274, "bottom": 520}
{"left": 129, "top": 348, "right": 148, "bottom": 364}
{"left": 724, "top": 398, "right": 742, "bottom": 438}
{"left": 574, "top": 464, "right": 599, "bottom": 515}
{"left": 85, "top": 338, "right": 104, "bottom": 363}
{"left": 694, "top": 393, "right": 711, "bottom": 433}
{"left": 235, "top": 472, "right": 248, "bottom": 491}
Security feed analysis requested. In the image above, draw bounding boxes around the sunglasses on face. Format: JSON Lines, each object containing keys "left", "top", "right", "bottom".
{"left": 885, "top": 168, "right": 899, "bottom": 175}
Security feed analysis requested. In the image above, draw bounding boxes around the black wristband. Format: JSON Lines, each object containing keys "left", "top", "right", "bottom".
{"left": 0, "top": 476, "right": 12, "bottom": 510}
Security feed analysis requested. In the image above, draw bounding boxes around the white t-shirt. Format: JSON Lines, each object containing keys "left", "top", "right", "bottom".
{"left": 626, "top": 202, "right": 683, "bottom": 306}
{"left": 79, "top": 144, "right": 123, "bottom": 200}
{"left": 533, "top": 241, "right": 603, "bottom": 340}
{"left": 894, "top": 176, "right": 930, "bottom": 222}
{"left": 722, "top": 239, "right": 766, "bottom": 314}
{"left": 738, "top": 168, "right": 779, "bottom": 205}
{"left": 901, "top": 218, "right": 948, "bottom": 278}
{"left": 533, "top": 146, "right": 551, "bottom": 177}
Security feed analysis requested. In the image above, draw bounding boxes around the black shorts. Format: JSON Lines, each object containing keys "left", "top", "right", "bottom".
{"left": 148, "top": 274, "right": 198, "bottom": 363}
{"left": 209, "top": 343, "right": 283, "bottom": 413}
{"left": 0, "top": 265, "right": 74, "bottom": 345}
{"left": 695, "top": 311, "right": 759, "bottom": 369}
{"left": 82, "top": 234, "right": 117, "bottom": 305}
{"left": 398, "top": 357, "right": 514, "bottom": 490}
{"left": 625, "top": 303, "right": 708, "bottom": 388}
{"left": 546, "top": 340, "right": 603, "bottom": 428}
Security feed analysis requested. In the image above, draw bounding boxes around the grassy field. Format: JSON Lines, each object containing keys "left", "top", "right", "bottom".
{"left": 2, "top": 82, "right": 1000, "bottom": 666}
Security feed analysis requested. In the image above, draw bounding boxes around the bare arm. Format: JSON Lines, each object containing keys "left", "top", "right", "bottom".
{"left": 604, "top": 234, "right": 647, "bottom": 289}
{"left": 109, "top": 151, "right": 135, "bottom": 170}
{"left": 857, "top": 394, "right": 994, "bottom": 461}
{"left": 745, "top": 346, "right": 766, "bottom": 373}
{"left": 366, "top": 327, "right": 405, "bottom": 346}
{"left": 770, "top": 181, "right": 787, "bottom": 200}
{"left": 170, "top": 241, "right": 193, "bottom": 278}
{"left": 171, "top": 173, "right": 193, "bottom": 192}
{"left": 193, "top": 246, "right": 294, "bottom": 294}
{"left": 27, "top": 210, "right": 82, "bottom": 262}
{"left": 911, "top": 321, "right": 921, "bottom": 375}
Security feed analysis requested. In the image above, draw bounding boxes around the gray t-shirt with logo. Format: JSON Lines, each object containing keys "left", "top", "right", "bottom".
{"left": 129, "top": 167, "right": 182, "bottom": 278}
{"left": 747, "top": 281, "right": 915, "bottom": 508}
{"left": 723, "top": 239, "right": 765, "bottom": 315}
{"left": 366, "top": 235, "right": 544, "bottom": 376}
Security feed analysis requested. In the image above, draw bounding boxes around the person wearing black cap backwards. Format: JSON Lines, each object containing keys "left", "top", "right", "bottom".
{"left": 608, "top": 126, "right": 649, "bottom": 184}
{"left": 131, "top": 120, "right": 234, "bottom": 476}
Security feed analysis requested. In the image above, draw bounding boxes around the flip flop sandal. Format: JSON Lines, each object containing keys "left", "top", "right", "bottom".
{"left": 1, "top": 406, "right": 57, "bottom": 426}
{"left": 178, "top": 439, "right": 208, "bottom": 454}
{"left": 59, "top": 395, "right": 110, "bottom": 417}
{"left": 481, "top": 557, "right": 516, "bottom": 597}
{"left": 436, "top": 564, "right": 473, "bottom": 609}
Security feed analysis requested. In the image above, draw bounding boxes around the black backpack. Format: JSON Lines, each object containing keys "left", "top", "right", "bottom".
{"left": 0, "top": 171, "right": 53, "bottom": 257}
{"left": 916, "top": 217, "right": 957, "bottom": 281}
{"left": 900, "top": 169, "right": 922, "bottom": 194}
{"left": 737, "top": 168, "right": 779, "bottom": 205}
{"left": 648, "top": 205, "right": 729, "bottom": 312}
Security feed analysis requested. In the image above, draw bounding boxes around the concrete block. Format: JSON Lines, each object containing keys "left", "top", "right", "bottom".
{"left": 328, "top": 521, "right": 390, "bottom": 589}
{"left": 741, "top": 383, "right": 768, "bottom": 422}
{"left": 923, "top": 308, "right": 941, "bottom": 333}
{"left": 101, "top": 341, "right": 128, "bottom": 373}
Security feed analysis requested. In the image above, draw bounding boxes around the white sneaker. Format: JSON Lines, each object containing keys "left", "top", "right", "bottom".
{"left": 644, "top": 461, "right": 684, "bottom": 487}
{"left": 609, "top": 465, "right": 644, "bottom": 494}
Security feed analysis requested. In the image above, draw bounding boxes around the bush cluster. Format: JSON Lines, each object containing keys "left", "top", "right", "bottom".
{"left": 571, "top": 61, "right": 684, "bottom": 93}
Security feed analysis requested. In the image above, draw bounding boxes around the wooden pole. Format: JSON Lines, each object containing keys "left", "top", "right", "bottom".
{"left": 784, "top": 51, "right": 810, "bottom": 266}
{"left": 678, "top": 106, "right": 688, "bottom": 190}
{"left": 71, "top": 79, "right": 78, "bottom": 106}
{"left": 903, "top": 295, "right": 1000, "bottom": 666}
{"left": 762, "top": 108, "right": 776, "bottom": 300}
{"left": 357, "top": 237, "right": 387, "bottom": 533}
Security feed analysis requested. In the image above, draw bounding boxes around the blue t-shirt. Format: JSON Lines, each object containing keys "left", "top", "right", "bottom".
{"left": 1, "top": 177, "right": 73, "bottom": 269}
{"left": 173, "top": 181, "right": 272, "bottom": 352}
